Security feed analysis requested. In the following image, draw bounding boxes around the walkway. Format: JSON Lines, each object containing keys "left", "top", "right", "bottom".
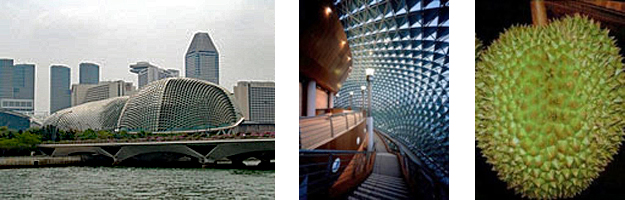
{"left": 348, "top": 133, "right": 410, "bottom": 199}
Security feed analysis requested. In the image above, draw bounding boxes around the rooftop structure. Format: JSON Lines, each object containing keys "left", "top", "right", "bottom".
{"left": 129, "top": 62, "right": 179, "bottom": 88}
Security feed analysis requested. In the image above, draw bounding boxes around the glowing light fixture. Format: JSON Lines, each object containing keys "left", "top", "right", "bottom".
{"left": 365, "top": 68, "right": 375, "bottom": 76}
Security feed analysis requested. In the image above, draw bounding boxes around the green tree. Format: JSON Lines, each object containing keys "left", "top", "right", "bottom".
{"left": 97, "top": 130, "right": 112, "bottom": 139}
{"left": 15, "top": 131, "right": 41, "bottom": 148}
{"left": 79, "top": 129, "right": 98, "bottom": 140}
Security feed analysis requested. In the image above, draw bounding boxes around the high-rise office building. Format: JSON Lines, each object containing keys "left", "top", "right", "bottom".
{"left": 50, "top": 65, "right": 71, "bottom": 114}
{"left": 71, "top": 80, "right": 135, "bottom": 106}
{"left": 185, "top": 32, "right": 219, "bottom": 84}
{"left": 0, "top": 59, "right": 13, "bottom": 99}
{"left": 0, "top": 59, "right": 35, "bottom": 114}
{"left": 234, "top": 81, "right": 275, "bottom": 123}
{"left": 79, "top": 62, "right": 99, "bottom": 84}
{"left": 13, "top": 64, "right": 35, "bottom": 100}
{"left": 129, "top": 62, "right": 179, "bottom": 88}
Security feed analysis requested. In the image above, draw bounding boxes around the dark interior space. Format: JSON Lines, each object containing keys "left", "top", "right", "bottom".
{"left": 476, "top": 143, "right": 625, "bottom": 199}
{"left": 475, "top": 0, "right": 532, "bottom": 46}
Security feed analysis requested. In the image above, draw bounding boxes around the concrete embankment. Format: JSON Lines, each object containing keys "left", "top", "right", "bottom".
{"left": 0, "top": 156, "right": 82, "bottom": 168}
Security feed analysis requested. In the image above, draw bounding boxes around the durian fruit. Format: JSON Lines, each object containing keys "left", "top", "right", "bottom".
{"left": 476, "top": 36, "right": 483, "bottom": 62}
{"left": 476, "top": 14, "right": 625, "bottom": 199}
{"left": 476, "top": 36, "right": 484, "bottom": 74}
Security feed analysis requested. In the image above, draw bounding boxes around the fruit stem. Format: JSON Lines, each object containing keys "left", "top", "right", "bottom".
{"left": 531, "top": 0, "right": 548, "bottom": 26}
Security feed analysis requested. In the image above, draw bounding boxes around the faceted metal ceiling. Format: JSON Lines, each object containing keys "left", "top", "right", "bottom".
{"left": 333, "top": 0, "right": 449, "bottom": 183}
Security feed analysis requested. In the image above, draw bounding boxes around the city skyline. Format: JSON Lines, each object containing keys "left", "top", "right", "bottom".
{"left": 0, "top": 0, "right": 275, "bottom": 113}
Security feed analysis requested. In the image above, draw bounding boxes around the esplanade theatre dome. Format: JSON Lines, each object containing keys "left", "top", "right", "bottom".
{"left": 117, "top": 78, "right": 243, "bottom": 132}
{"left": 43, "top": 97, "right": 129, "bottom": 131}
{"left": 44, "top": 78, "right": 243, "bottom": 132}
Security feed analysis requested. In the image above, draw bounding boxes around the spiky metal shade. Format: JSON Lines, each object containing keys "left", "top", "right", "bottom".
{"left": 333, "top": 0, "right": 449, "bottom": 183}
{"left": 476, "top": 15, "right": 625, "bottom": 199}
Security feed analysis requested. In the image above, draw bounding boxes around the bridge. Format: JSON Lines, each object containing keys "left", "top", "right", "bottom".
{"left": 38, "top": 138, "right": 275, "bottom": 167}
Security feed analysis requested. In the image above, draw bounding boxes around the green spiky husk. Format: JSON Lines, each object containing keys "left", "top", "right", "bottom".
{"left": 476, "top": 36, "right": 483, "bottom": 63}
{"left": 476, "top": 15, "right": 625, "bottom": 199}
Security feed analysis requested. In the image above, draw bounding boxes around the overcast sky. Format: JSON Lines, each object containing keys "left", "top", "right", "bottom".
{"left": 0, "top": 0, "right": 275, "bottom": 114}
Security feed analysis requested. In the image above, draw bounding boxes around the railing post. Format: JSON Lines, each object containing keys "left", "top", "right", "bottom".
{"left": 345, "top": 114, "right": 349, "bottom": 129}
{"left": 329, "top": 116, "right": 334, "bottom": 138}
{"left": 327, "top": 153, "right": 333, "bottom": 177}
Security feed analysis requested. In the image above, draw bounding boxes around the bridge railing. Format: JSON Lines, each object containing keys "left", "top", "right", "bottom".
{"left": 299, "top": 111, "right": 364, "bottom": 149}
{"left": 377, "top": 130, "right": 449, "bottom": 200}
{"left": 299, "top": 149, "right": 374, "bottom": 199}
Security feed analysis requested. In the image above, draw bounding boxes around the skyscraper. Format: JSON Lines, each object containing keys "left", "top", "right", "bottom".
{"left": 0, "top": 59, "right": 35, "bottom": 114}
{"left": 0, "top": 59, "right": 13, "bottom": 99}
{"left": 50, "top": 65, "right": 71, "bottom": 114}
{"left": 185, "top": 32, "right": 219, "bottom": 84}
{"left": 79, "top": 62, "right": 99, "bottom": 84}
{"left": 13, "top": 64, "right": 35, "bottom": 100}
{"left": 129, "top": 62, "right": 179, "bottom": 88}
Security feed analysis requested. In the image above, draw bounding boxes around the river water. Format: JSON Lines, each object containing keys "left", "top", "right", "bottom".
{"left": 0, "top": 167, "right": 274, "bottom": 199}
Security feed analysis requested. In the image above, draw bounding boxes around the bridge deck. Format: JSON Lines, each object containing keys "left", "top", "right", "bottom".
{"left": 38, "top": 138, "right": 275, "bottom": 148}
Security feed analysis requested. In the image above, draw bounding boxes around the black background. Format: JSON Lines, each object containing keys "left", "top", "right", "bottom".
{"left": 476, "top": 0, "right": 625, "bottom": 199}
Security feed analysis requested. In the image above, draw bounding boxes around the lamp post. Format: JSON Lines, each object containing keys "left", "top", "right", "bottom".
{"left": 360, "top": 85, "right": 366, "bottom": 111}
{"left": 349, "top": 91, "right": 354, "bottom": 110}
{"left": 365, "top": 68, "right": 374, "bottom": 152}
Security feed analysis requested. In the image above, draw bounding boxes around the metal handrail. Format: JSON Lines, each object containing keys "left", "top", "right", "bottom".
{"left": 299, "top": 111, "right": 364, "bottom": 149}
{"left": 298, "top": 110, "right": 361, "bottom": 120}
{"left": 377, "top": 130, "right": 449, "bottom": 200}
{"left": 377, "top": 130, "right": 448, "bottom": 176}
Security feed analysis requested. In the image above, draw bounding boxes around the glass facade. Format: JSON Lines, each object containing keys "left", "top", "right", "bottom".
{"left": 0, "top": 59, "right": 13, "bottom": 99}
{"left": 185, "top": 32, "right": 219, "bottom": 84}
{"left": 333, "top": 0, "right": 449, "bottom": 183}
{"left": 79, "top": 63, "right": 99, "bottom": 85}
{"left": 249, "top": 86, "right": 275, "bottom": 123}
{"left": 13, "top": 64, "right": 35, "bottom": 100}
{"left": 0, "top": 61, "right": 35, "bottom": 114}
{"left": 50, "top": 65, "right": 71, "bottom": 114}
